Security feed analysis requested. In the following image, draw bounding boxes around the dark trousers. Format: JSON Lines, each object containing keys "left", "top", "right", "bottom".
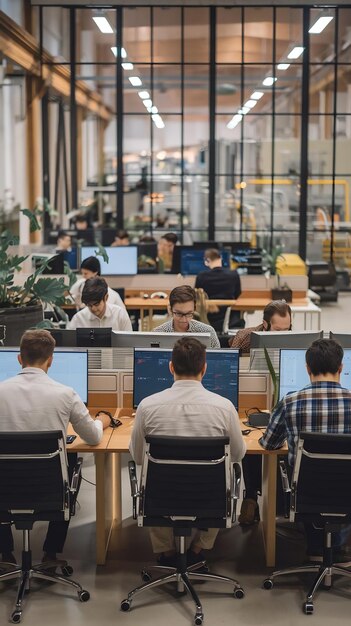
{"left": 0, "top": 454, "right": 79, "bottom": 555}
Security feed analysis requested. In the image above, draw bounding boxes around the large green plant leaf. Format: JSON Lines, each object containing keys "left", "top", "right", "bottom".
{"left": 31, "top": 277, "right": 67, "bottom": 305}
{"left": 20, "top": 208, "right": 41, "bottom": 233}
{"left": 94, "top": 241, "right": 109, "bottom": 264}
{"left": 64, "top": 261, "right": 78, "bottom": 290}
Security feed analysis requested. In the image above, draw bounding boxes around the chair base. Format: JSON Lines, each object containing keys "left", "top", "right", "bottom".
{"left": 121, "top": 561, "right": 244, "bottom": 625}
{"left": 263, "top": 563, "right": 351, "bottom": 614}
{"left": 0, "top": 561, "right": 90, "bottom": 623}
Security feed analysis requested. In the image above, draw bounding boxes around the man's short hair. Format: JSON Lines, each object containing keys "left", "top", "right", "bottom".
{"left": 82, "top": 277, "right": 108, "bottom": 305}
{"left": 20, "top": 329, "right": 55, "bottom": 365}
{"left": 306, "top": 338, "right": 343, "bottom": 376}
{"left": 263, "top": 300, "right": 292, "bottom": 329}
{"left": 116, "top": 229, "right": 129, "bottom": 240}
{"left": 75, "top": 215, "right": 88, "bottom": 225}
{"left": 204, "top": 248, "right": 221, "bottom": 262}
{"left": 172, "top": 337, "right": 206, "bottom": 377}
{"left": 57, "top": 229, "right": 70, "bottom": 241}
{"left": 161, "top": 232, "right": 178, "bottom": 245}
{"left": 80, "top": 256, "right": 101, "bottom": 274}
{"left": 169, "top": 285, "right": 196, "bottom": 309}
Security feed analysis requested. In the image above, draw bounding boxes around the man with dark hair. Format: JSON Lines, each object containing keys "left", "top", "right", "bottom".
{"left": 111, "top": 229, "right": 130, "bottom": 247}
{"left": 230, "top": 299, "right": 292, "bottom": 353}
{"left": 56, "top": 230, "right": 72, "bottom": 252}
{"left": 195, "top": 248, "right": 241, "bottom": 332}
{"left": 260, "top": 338, "right": 351, "bottom": 559}
{"left": 68, "top": 277, "right": 132, "bottom": 330}
{"left": 0, "top": 329, "right": 111, "bottom": 564}
{"left": 154, "top": 285, "right": 220, "bottom": 348}
{"left": 70, "top": 256, "right": 125, "bottom": 310}
{"left": 157, "top": 232, "right": 178, "bottom": 270}
{"left": 130, "top": 337, "right": 245, "bottom": 567}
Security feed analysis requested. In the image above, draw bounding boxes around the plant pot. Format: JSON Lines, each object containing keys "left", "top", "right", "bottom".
{"left": 0, "top": 304, "right": 44, "bottom": 346}
{"left": 271, "top": 288, "right": 292, "bottom": 303}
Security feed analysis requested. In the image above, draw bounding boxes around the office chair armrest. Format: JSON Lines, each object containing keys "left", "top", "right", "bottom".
{"left": 279, "top": 459, "right": 291, "bottom": 519}
{"left": 232, "top": 462, "right": 242, "bottom": 523}
{"left": 128, "top": 461, "right": 139, "bottom": 520}
{"left": 70, "top": 457, "right": 83, "bottom": 494}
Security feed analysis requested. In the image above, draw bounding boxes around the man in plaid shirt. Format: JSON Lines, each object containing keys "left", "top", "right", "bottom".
{"left": 260, "top": 338, "right": 351, "bottom": 558}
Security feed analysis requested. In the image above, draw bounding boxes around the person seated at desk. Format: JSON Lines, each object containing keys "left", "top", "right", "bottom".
{"left": 229, "top": 299, "right": 292, "bottom": 353}
{"left": 153, "top": 285, "right": 220, "bottom": 348}
{"left": 157, "top": 232, "right": 178, "bottom": 271}
{"left": 68, "top": 277, "right": 132, "bottom": 331}
{"left": 130, "top": 337, "right": 246, "bottom": 568}
{"left": 70, "top": 256, "right": 125, "bottom": 310}
{"left": 56, "top": 229, "right": 72, "bottom": 253}
{"left": 195, "top": 248, "right": 242, "bottom": 332}
{"left": 0, "top": 329, "right": 111, "bottom": 565}
{"left": 111, "top": 229, "right": 130, "bottom": 247}
{"left": 260, "top": 338, "right": 351, "bottom": 561}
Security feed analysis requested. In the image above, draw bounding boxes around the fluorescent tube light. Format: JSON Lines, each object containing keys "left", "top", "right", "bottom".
{"left": 129, "top": 76, "right": 142, "bottom": 87}
{"left": 143, "top": 99, "right": 153, "bottom": 108}
{"left": 287, "top": 47, "right": 304, "bottom": 59}
{"left": 309, "top": 16, "right": 333, "bottom": 34}
{"left": 93, "top": 16, "right": 113, "bottom": 34}
{"left": 227, "top": 114, "right": 242, "bottom": 129}
{"left": 277, "top": 63, "right": 290, "bottom": 70}
{"left": 262, "top": 77, "right": 277, "bottom": 87}
{"left": 244, "top": 99, "right": 258, "bottom": 109}
{"left": 152, "top": 114, "right": 165, "bottom": 129}
{"left": 111, "top": 47, "right": 127, "bottom": 58}
{"left": 251, "top": 91, "right": 264, "bottom": 100}
{"left": 138, "top": 91, "right": 150, "bottom": 99}
{"left": 150, "top": 106, "right": 158, "bottom": 114}
{"left": 122, "top": 62, "right": 133, "bottom": 70}
{"left": 238, "top": 106, "right": 250, "bottom": 115}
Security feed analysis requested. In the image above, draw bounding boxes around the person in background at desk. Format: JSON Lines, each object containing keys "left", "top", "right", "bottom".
{"left": 70, "top": 256, "right": 125, "bottom": 310}
{"left": 0, "top": 329, "right": 111, "bottom": 565}
{"left": 195, "top": 248, "right": 242, "bottom": 333}
{"left": 157, "top": 232, "right": 178, "bottom": 271}
{"left": 154, "top": 285, "right": 220, "bottom": 348}
{"left": 68, "top": 277, "right": 132, "bottom": 331}
{"left": 234, "top": 300, "right": 292, "bottom": 526}
{"left": 130, "top": 337, "right": 245, "bottom": 569}
{"left": 56, "top": 229, "right": 72, "bottom": 253}
{"left": 229, "top": 299, "right": 292, "bottom": 353}
{"left": 111, "top": 229, "right": 130, "bottom": 247}
{"left": 260, "top": 338, "right": 351, "bottom": 561}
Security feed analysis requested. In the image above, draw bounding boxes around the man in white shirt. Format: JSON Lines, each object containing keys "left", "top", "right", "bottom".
{"left": 130, "top": 337, "right": 245, "bottom": 568}
{"left": 70, "top": 256, "right": 125, "bottom": 310}
{"left": 0, "top": 329, "right": 111, "bottom": 564}
{"left": 68, "top": 277, "right": 132, "bottom": 331}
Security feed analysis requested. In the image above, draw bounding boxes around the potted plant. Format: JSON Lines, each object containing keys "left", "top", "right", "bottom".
{"left": 0, "top": 203, "right": 70, "bottom": 345}
{"left": 262, "top": 245, "right": 292, "bottom": 302}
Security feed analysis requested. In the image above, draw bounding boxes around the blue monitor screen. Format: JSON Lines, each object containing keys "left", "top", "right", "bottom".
{"left": 133, "top": 348, "right": 239, "bottom": 408}
{"left": 279, "top": 348, "right": 351, "bottom": 401}
{"left": 80, "top": 246, "right": 138, "bottom": 276}
{"left": 180, "top": 248, "right": 231, "bottom": 276}
{"left": 0, "top": 349, "right": 88, "bottom": 403}
{"left": 63, "top": 248, "right": 78, "bottom": 270}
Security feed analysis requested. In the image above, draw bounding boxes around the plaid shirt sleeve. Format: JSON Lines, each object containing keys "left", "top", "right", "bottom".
{"left": 259, "top": 398, "right": 288, "bottom": 450}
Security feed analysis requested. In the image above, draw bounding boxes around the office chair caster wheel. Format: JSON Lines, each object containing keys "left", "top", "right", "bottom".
{"left": 11, "top": 612, "right": 21, "bottom": 623}
{"left": 79, "top": 590, "right": 90, "bottom": 602}
{"left": 61, "top": 565, "right": 73, "bottom": 577}
{"left": 141, "top": 569, "right": 152, "bottom": 582}
{"left": 263, "top": 579, "right": 273, "bottom": 590}
{"left": 121, "top": 599, "right": 131, "bottom": 612}
{"left": 234, "top": 586, "right": 245, "bottom": 599}
{"left": 303, "top": 602, "right": 314, "bottom": 615}
{"left": 194, "top": 613, "right": 204, "bottom": 625}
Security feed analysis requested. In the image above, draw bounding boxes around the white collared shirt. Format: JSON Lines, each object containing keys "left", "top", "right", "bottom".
{"left": 0, "top": 368, "right": 102, "bottom": 445}
{"left": 70, "top": 279, "right": 125, "bottom": 310}
{"left": 68, "top": 302, "right": 132, "bottom": 331}
{"left": 130, "top": 379, "right": 246, "bottom": 464}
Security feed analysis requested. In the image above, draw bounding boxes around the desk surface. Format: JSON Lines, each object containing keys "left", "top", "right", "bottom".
{"left": 125, "top": 295, "right": 311, "bottom": 312}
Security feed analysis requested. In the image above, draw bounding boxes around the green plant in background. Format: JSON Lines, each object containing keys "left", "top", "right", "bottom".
{"left": 261, "top": 244, "right": 284, "bottom": 275}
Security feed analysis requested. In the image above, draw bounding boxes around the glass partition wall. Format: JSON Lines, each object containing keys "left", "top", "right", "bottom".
{"left": 36, "top": 3, "right": 351, "bottom": 269}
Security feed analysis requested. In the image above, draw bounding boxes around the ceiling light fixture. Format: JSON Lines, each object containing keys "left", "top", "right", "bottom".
{"left": 244, "top": 99, "right": 258, "bottom": 109}
{"left": 93, "top": 16, "right": 113, "bottom": 34}
{"left": 262, "top": 77, "right": 277, "bottom": 87}
{"left": 111, "top": 47, "right": 127, "bottom": 58}
{"left": 277, "top": 63, "right": 290, "bottom": 70}
{"left": 309, "top": 16, "right": 333, "bottom": 34}
{"left": 152, "top": 114, "right": 165, "bottom": 129}
{"left": 122, "top": 62, "right": 133, "bottom": 70}
{"left": 150, "top": 105, "right": 158, "bottom": 114}
{"left": 138, "top": 91, "right": 150, "bottom": 100}
{"left": 129, "top": 76, "right": 142, "bottom": 87}
{"left": 287, "top": 46, "right": 304, "bottom": 59}
{"left": 250, "top": 91, "right": 264, "bottom": 100}
{"left": 227, "top": 114, "right": 243, "bottom": 129}
{"left": 143, "top": 99, "right": 153, "bottom": 108}
{"left": 238, "top": 106, "right": 250, "bottom": 115}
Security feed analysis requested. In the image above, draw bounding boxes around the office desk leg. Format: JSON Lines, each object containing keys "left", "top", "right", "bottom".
{"left": 261, "top": 454, "right": 277, "bottom": 568}
{"left": 95, "top": 453, "right": 122, "bottom": 565}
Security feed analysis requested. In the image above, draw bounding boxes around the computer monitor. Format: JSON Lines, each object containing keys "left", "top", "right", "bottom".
{"left": 49, "top": 329, "right": 77, "bottom": 347}
{"left": 250, "top": 330, "right": 323, "bottom": 350}
{"left": 76, "top": 328, "right": 112, "bottom": 348}
{"left": 330, "top": 332, "right": 351, "bottom": 348}
{"left": 80, "top": 246, "right": 138, "bottom": 276}
{"left": 0, "top": 348, "right": 88, "bottom": 403}
{"left": 172, "top": 246, "right": 231, "bottom": 275}
{"left": 112, "top": 331, "right": 211, "bottom": 349}
{"left": 133, "top": 348, "right": 239, "bottom": 408}
{"left": 32, "top": 253, "right": 65, "bottom": 275}
{"left": 137, "top": 242, "right": 158, "bottom": 274}
{"left": 279, "top": 348, "right": 351, "bottom": 401}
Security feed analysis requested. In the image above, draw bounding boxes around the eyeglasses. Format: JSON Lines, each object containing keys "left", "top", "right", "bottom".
{"left": 171, "top": 310, "right": 194, "bottom": 319}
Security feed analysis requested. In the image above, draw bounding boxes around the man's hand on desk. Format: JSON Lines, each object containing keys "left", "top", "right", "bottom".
{"left": 94, "top": 411, "right": 112, "bottom": 430}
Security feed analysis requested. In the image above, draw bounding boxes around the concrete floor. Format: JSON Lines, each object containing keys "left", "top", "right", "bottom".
{"left": 1, "top": 294, "right": 351, "bottom": 625}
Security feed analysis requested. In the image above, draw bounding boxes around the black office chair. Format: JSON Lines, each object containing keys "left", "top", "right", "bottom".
{"left": 121, "top": 436, "right": 244, "bottom": 625}
{"left": 0, "top": 431, "right": 90, "bottom": 623}
{"left": 263, "top": 432, "right": 351, "bottom": 614}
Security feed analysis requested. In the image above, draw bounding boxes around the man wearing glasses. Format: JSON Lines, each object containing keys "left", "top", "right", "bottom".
{"left": 154, "top": 285, "right": 220, "bottom": 348}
